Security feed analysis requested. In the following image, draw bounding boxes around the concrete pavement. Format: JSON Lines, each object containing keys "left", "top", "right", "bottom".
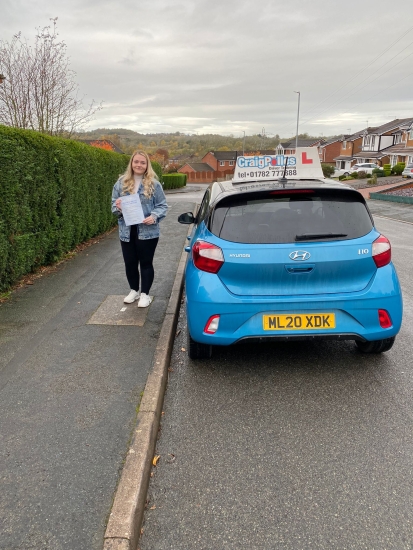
{"left": 0, "top": 200, "right": 194, "bottom": 550}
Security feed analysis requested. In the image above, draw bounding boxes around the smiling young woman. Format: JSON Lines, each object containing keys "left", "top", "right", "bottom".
{"left": 111, "top": 150, "right": 167, "bottom": 307}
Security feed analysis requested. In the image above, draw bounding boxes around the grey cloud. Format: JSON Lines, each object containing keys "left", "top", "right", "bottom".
{"left": 1, "top": 0, "right": 413, "bottom": 136}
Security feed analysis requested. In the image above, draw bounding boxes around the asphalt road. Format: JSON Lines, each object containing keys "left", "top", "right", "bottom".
{"left": 140, "top": 213, "right": 413, "bottom": 550}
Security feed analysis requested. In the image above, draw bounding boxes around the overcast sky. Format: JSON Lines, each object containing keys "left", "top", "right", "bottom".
{"left": 2, "top": 0, "right": 413, "bottom": 138}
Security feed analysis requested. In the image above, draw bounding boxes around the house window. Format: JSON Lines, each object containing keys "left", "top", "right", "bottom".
{"left": 229, "top": 161, "right": 234, "bottom": 166}
{"left": 409, "top": 130, "right": 413, "bottom": 140}
{"left": 219, "top": 161, "right": 225, "bottom": 167}
{"left": 364, "top": 135, "right": 377, "bottom": 149}
{"left": 342, "top": 141, "right": 347, "bottom": 149}
{"left": 394, "top": 133, "right": 402, "bottom": 144}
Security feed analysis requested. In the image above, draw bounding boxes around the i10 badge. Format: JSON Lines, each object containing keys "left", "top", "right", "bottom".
{"left": 358, "top": 249, "right": 369, "bottom": 254}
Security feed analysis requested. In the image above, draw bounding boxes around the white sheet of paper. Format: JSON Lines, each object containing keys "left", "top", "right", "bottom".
{"left": 121, "top": 194, "right": 145, "bottom": 226}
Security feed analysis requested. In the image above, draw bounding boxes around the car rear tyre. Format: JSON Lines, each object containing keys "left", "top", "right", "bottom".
{"left": 187, "top": 331, "right": 213, "bottom": 360}
{"left": 343, "top": 172, "right": 349, "bottom": 176}
{"left": 355, "top": 336, "right": 395, "bottom": 354}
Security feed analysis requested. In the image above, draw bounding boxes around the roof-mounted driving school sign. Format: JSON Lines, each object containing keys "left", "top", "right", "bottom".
{"left": 232, "top": 147, "right": 324, "bottom": 183}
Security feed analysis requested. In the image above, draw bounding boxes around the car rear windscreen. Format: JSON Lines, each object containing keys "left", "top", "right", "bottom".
{"left": 209, "top": 189, "right": 373, "bottom": 244}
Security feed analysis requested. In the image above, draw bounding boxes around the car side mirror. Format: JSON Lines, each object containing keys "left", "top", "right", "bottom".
{"left": 178, "top": 212, "right": 195, "bottom": 224}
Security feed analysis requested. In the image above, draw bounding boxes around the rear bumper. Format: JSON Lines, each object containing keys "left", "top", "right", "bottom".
{"left": 186, "top": 266, "right": 403, "bottom": 346}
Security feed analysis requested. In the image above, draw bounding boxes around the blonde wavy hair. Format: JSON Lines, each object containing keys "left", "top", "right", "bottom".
{"left": 121, "top": 151, "right": 156, "bottom": 198}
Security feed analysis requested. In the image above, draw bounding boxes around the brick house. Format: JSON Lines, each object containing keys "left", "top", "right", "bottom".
{"left": 178, "top": 150, "right": 275, "bottom": 183}
{"left": 333, "top": 130, "right": 365, "bottom": 172}
{"left": 352, "top": 118, "right": 413, "bottom": 166}
{"left": 277, "top": 138, "right": 324, "bottom": 155}
{"left": 377, "top": 119, "right": 413, "bottom": 166}
{"left": 178, "top": 162, "right": 216, "bottom": 184}
{"left": 318, "top": 137, "right": 344, "bottom": 164}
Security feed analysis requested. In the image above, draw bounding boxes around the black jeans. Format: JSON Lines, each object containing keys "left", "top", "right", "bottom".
{"left": 120, "top": 225, "right": 159, "bottom": 294}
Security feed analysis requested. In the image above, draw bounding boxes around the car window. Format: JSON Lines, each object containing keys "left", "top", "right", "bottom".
{"left": 196, "top": 189, "right": 210, "bottom": 225}
{"left": 209, "top": 189, "right": 373, "bottom": 244}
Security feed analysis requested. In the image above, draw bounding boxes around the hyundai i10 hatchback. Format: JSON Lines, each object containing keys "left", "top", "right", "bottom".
{"left": 178, "top": 157, "right": 403, "bottom": 360}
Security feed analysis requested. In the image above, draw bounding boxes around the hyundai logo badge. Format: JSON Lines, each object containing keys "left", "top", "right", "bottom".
{"left": 289, "top": 250, "right": 311, "bottom": 261}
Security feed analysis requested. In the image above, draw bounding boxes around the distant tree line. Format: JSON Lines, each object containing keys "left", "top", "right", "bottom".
{"left": 74, "top": 129, "right": 331, "bottom": 165}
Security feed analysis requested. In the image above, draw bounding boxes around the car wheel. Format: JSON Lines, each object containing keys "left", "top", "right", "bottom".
{"left": 343, "top": 172, "right": 349, "bottom": 177}
{"left": 355, "top": 336, "right": 395, "bottom": 354}
{"left": 187, "top": 331, "right": 212, "bottom": 359}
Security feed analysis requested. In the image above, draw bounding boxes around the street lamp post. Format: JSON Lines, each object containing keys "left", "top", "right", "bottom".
{"left": 294, "top": 91, "right": 300, "bottom": 152}
{"left": 242, "top": 131, "right": 245, "bottom": 155}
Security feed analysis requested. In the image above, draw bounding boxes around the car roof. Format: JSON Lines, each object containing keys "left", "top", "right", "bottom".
{"left": 207, "top": 178, "right": 357, "bottom": 206}
{"left": 205, "top": 178, "right": 358, "bottom": 205}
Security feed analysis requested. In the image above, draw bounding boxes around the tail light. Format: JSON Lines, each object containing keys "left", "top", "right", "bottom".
{"left": 204, "top": 314, "right": 220, "bottom": 334}
{"left": 372, "top": 234, "right": 391, "bottom": 268}
{"left": 192, "top": 241, "right": 224, "bottom": 273}
{"left": 378, "top": 309, "right": 392, "bottom": 328}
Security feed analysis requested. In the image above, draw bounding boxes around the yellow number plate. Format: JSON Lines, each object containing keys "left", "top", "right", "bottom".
{"left": 263, "top": 313, "right": 336, "bottom": 331}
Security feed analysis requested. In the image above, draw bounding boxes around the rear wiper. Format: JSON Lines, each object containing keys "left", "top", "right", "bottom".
{"left": 295, "top": 232, "right": 347, "bottom": 241}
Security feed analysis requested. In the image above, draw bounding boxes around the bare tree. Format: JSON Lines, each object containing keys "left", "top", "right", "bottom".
{"left": 0, "top": 19, "right": 101, "bottom": 136}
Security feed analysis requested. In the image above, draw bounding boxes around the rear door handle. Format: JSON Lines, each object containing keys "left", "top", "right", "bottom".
{"left": 285, "top": 264, "right": 315, "bottom": 274}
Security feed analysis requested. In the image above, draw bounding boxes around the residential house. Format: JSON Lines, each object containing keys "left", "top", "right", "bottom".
{"left": 333, "top": 130, "right": 365, "bottom": 172}
{"left": 178, "top": 150, "right": 275, "bottom": 183}
{"left": 278, "top": 138, "right": 324, "bottom": 155}
{"left": 318, "top": 136, "right": 346, "bottom": 164}
{"left": 378, "top": 119, "right": 413, "bottom": 166}
{"left": 352, "top": 118, "right": 413, "bottom": 166}
{"left": 178, "top": 162, "right": 216, "bottom": 184}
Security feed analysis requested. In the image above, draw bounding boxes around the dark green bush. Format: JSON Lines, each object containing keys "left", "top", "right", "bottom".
{"left": 350, "top": 172, "right": 358, "bottom": 178}
{"left": 391, "top": 163, "right": 405, "bottom": 175}
{"left": 372, "top": 168, "right": 384, "bottom": 177}
{"left": 151, "top": 160, "right": 162, "bottom": 181}
{"left": 0, "top": 125, "right": 128, "bottom": 291}
{"left": 321, "top": 163, "right": 335, "bottom": 178}
{"left": 162, "top": 173, "right": 187, "bottom": 189}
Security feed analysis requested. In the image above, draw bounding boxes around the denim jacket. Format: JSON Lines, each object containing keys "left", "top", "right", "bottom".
{"left": 111, "top": 178, "right": 168, "bottom": 241}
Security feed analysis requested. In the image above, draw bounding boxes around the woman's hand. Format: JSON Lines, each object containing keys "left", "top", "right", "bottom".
{"left": 143, "top": 215, "right": 156, "bottom": 225}
{"left": 115, "top": 198, "right": 122, "bottom": 211}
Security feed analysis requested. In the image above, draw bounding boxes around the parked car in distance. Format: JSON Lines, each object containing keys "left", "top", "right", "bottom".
{"left": 351, "top": 163, "right": 383, "bottom": 175}
{"left": 402, "top": 164, "right": 413, "bottom": 178}
{"left": 333, "top": 164, "right": 383, "bottom": 177}
{"left": 178, "top": 159, "right": 403, "bottom": 359}
{"left": 332, "top": 167, "right": 352, "bottom": 177}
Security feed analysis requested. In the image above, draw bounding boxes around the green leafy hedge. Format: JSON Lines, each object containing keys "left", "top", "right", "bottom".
{"left": 0, "top": 125, "right": 128, "bottom": 291}
{"left": 151, "top": 160, "right": 162, "bottom": 182}
{"left": 162, "top": 173, "right": 187, "bottom": 189}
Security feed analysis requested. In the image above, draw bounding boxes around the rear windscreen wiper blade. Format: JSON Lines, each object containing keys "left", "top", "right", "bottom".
{"left": 295, "top": 233, "right": 347, "bottom": 241}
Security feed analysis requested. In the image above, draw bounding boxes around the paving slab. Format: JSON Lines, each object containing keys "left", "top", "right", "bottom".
{"left": 87, "top": 295, "right": 149, "bottom": 326}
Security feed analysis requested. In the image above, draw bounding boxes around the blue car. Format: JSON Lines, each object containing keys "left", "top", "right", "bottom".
{"left": 178, "top": 170, "right": 403, "bottom": 359}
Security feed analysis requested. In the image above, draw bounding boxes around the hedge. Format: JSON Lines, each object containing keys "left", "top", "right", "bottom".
{"left": 0, "top": 125, "right": 129, "bottom": 291}
{"left": 162, "top": 173, "right": 187, "bottom": 189}
{"left": 151, "top": 160, "right": 162, "bottom": 182}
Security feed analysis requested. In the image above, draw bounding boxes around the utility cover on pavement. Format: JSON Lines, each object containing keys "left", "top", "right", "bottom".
{"left": 87, "top": 295, "right": 149, "bottom": 326}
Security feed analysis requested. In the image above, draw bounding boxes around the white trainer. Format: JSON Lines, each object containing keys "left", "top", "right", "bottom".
{"left": 124, "top": 289, "right": 140, "bottom": 303}
{"left": 138, "top": 293, "right": 153, "bottom": 308}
